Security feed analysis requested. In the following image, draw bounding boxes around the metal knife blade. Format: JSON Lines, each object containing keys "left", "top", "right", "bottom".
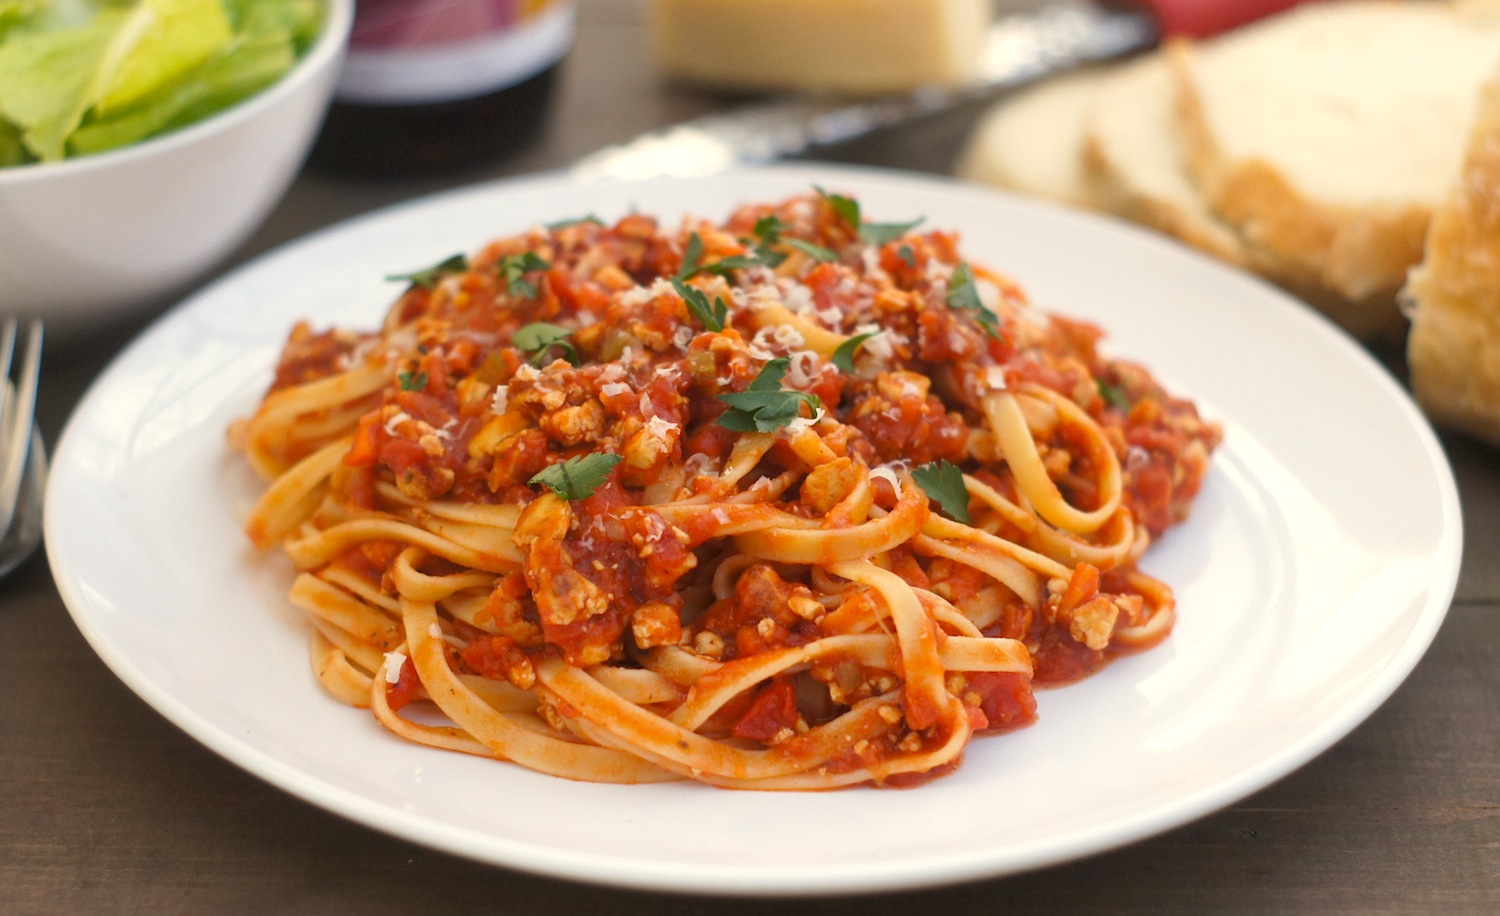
{"left": 570, "top": 0, "right": 1157, "bottom": 182}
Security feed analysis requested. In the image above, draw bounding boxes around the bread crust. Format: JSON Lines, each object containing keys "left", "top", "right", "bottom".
{"left": 1168, "top": 37, "right": 1415, "bottom": 339}
{"left": 1079, "top": 56, "right": 1248, "bottom": 266}
{"left": 1405, "top": 65, "right": 1500, "bottom": 446}
{"left": 954, "top": 69, "right": 1104, "bottom": 209}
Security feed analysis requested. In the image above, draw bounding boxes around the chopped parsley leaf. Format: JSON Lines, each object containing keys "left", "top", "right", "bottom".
{"left": 386, "top": 253, "right": 468, "bottom": 290}
{"left": 513, "top": 321, "right": 579, "bottom": 366}
{"left": 679, "top": 231, "right": 763, "bottom": 279}
{"left": 1098, "top": 379, "right": 1132, "bottom": 411}
{"left": 498, "top": 252, "right": 551, "bottom": 299}
{"left": 751, "top": 215, "right": 789, "bottom": 267}
{"left": 717, "top": 358, "right": 822, "bottom": 433}
{"left": 946, "top": 262, "right": 1003, "bottom": 340}
{"left": 816, "top": 185, "right": 862, "bottom": 229}
{"left": 545, "top": 214, "right": 604, "bottom": 231}
{"left": 530, "top": 452, "right": 622, "bottom": 501}
{"left": 831, "top": 332, "right": 876, "bottom": 373}
{"left": 813, "top": 187, "right": 924, "bottom": 245}
{"left": 784, "top": 238, "right": 839, "bottom": 263}
{"left": 912, "top": 460, "right": 971, "bottom": 524}
{"left": 671, "top": 276, "right": 730, "bottom": 332}
{"left": 861, "top": 218, "right": 925, "bottom": 246}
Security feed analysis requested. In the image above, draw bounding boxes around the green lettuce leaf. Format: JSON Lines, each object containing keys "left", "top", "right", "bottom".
{"left": 0, "top": 8, "right": 125, "bottom": 160}
{"left": 0, "top": 114, "right": 31, "bottom": 166}
{"left": 94, "top": 0, "right": 232, "bottom": 115}
{"left": 0, "top": 0, "right": 320, "bottom": 164}
{"left": 69, "top": 18, "right": 292, "bottom": 155}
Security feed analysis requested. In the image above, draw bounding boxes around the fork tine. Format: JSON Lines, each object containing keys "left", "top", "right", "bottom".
{"left": 0, "top": 318, "right": 15, "bottom": 396}
{"left": 0, "top": 319, "right": 42, "bottom": 538}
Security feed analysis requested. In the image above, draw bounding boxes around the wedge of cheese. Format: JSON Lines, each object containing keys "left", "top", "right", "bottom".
{"left": 650, "top": 0, "right": 990, "bottom": 94}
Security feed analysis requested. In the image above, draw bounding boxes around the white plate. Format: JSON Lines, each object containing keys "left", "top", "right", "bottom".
{"left": 47, "top": 165, "right": 1462, "bottom": 896}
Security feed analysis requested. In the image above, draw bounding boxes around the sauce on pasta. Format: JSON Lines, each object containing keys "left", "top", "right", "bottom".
{"left": 232, "top": 190, "right": 1221, "bottom": 788}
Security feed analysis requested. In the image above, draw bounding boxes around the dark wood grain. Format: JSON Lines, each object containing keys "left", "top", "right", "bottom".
{"left": 4, "top": 2, "right": 1498, "bottom": 913}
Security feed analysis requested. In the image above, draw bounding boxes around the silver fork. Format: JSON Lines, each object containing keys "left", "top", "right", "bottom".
{"left": 0, "top": 318, "right": 44, "bottom": 577}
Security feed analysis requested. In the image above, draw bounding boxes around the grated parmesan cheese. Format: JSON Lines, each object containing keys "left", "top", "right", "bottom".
{"left": 868, "top": 461, "right": 908, "bottom": 490}
{"left": 383, "top": 651, "right": 408, "bottom": 685}
{"left": 383, "top": 411, "right": 412, "bottom": 435}
{"left": 783, "top": 407, "right": 826, "bottom": 436}
{"left": 644, "top": 415, "right": 680, "bottom": 439}
{"left": 786, "top": 350, "right": 821, "bottom": 387}
{"left": 490, "top": 385, "right": 509, "bottom": 415}
{"left": 683, "top": 453, "right": 715, "bottom": 476}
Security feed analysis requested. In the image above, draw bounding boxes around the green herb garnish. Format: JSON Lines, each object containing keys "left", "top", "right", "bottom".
{"left": 546, "top": 214, "right": 604, "bottom": 231}
{"left": 912, "top": 460, "right": 971, "bottom": 524}
{"left": 784, "top": 238, "right": 839, "bottom": 263}
{"left": 387, "top": 253, "right": 468, "bottom": 290}
{"left": 1097, "top": 379, "right": 1132, "bottom": 411}
{"left": 813, "top": 187, "right": 923, "bottom": 245}
{"left": 699, "top": 253, "right": 763, "bottom": 276}
{"left": 751, "top": 215, "right": 789, "bottom": 267}
{"left": 862, "top": 218, "right": 925, "bottom": 246}
{"left": 498, "top": 251, "right": 551, "bottom": 299}
{"left": 671, "top": 276, "right": 729, "bottom": 332}
{"left": 831, "top": 332, "right": 876, "bottom": 374}
{"left": 716, "top": 358, "right": 822, "bottom": 433}
{"left": 897, "top": 244, "right": 916, "bottom": 268}
{"left": 397, "top": 370, "right": 428, "bottom": 392}
{"left": 816, "top": 186, "right": 862, "bottom": 229}
{"left": 678, "top": 232, "right": 706, "bottom": 279}
{"left": 678, "top": 231, "right": 763, "bottom": 280}
{"left": 513, "top": 321, "right": 579, "bottom": 366}
{"left": 529, "top": 452, "right": 622, "bottom": 501}
{"left": 946, "top": 262, "right": 1002, "bottom": 340}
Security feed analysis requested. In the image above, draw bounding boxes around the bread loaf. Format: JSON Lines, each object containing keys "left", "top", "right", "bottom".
{"left": 1404, "top": 62, "right": 1500, "bottom": 447}
{"left": 958, "top": 0, "right": 1500, "bottom": 346}
{"left": 1080, "top": 54, "right": 1246, "bottom": 266}
{"left": 1171, "top": 0, "right": 1500, "bottom": 338}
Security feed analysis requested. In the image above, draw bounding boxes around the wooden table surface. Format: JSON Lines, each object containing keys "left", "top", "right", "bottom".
{"left": 4, "top": 2, "right": 1498, "bottom": 912}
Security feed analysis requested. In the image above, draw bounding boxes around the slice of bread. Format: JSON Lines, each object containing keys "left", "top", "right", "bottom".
{"left": 1173, "top": 1, "right": 1500, "bottom": 331}
{"left": 954, "top": 68, "right": 1104, "bottom": 210}
{"left": 1404, "top": 62, "right": 1500, "bottom": 447}
{"left": 1080, "top": 53, "right": 1246, "bottom": 265}
{"left": 1079, "top": 48, "right": 1389, "bottom": 335}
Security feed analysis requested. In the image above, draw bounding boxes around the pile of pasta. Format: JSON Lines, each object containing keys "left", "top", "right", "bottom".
{"left": 232, "top": 190, "right": 1221, "bottom": 789}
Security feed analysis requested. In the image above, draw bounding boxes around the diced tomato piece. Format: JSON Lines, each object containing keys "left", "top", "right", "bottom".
{"left": 730, "top": 679, "right": 799, "bottom": 743}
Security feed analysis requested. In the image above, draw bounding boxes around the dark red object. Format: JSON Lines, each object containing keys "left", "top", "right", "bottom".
{"left": 1134, "top": 0, "right": 1310, "bottom": 37}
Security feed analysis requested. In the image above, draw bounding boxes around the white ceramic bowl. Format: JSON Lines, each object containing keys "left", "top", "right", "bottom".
{"left": 0, "top": 0, "right": 353, "bottom": 330}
